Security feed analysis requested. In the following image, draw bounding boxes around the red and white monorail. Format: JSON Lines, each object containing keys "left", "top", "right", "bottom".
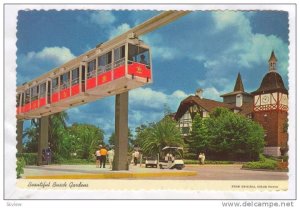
{"left": 16, "top": 38, "right": 152, "bottom": 119}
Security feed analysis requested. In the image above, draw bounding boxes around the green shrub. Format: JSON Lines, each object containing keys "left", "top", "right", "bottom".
{"left": 184, "top": 159, "right": 234, "bottom": 164}
{"left": 16, "top": 157, "right": 26, "bottom": 178}
{"left": 184, "top": 152, "right": 197, "bottom": 160}
{"left": 16, "top": 153, "right": 37, "bottom": 165}
{"left": 278, "top": 155, "right": 289, "bottom": 162}
{"left": 242, "top": 156, "right": 277, "bottom": 170}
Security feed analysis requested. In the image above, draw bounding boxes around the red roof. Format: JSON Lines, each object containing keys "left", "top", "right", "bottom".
{"left": 174, "top": 96, "right": 239, "bottom": 120}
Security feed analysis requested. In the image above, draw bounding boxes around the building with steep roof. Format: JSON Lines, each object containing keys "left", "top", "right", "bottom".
{"left": 174, "top": 51, "right": 288, "bottom": 156}
{"left": 220, "top": 73, "right": 253, "bottom": 107}
{"left": 174, "top": 73, "right": 253, "bottom": 136}
{"left": 252, "top": 51, "right": 288, "bottom": 156}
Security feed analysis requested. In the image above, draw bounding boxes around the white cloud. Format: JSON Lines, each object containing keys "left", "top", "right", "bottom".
{"left": 142, "top": 35, "right": 178, "bottom": 60}
{"left": 90, "top": 11, "right": 116, "bottom": 26}
{"left": 212, "top": 11, "right": 252, "bottom": 36}
{"left": 109, "top": 23, "right": 131, "bottom": 39}
{"left": 129, "top": 87, "right": 168, "bottom": 109}
{"left": 129, "top": 87, "right": 190, "bottom": 112}
{"left": 202, "top": 87, "right": 222, "bottom": 101}
{"left": 17, "top": 46, "right": 76, "bottom": 84}
{"left": 21, "top": 46, "right": 76, "bottom": 66}
{"left": 35, "top": 47, "right": 76, "bottom": 65}
{"left": 237, "top": 34, "right": 289, "bottom": 74}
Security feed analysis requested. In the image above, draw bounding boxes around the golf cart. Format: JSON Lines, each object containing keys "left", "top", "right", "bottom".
{"left": 145, "top": 156, "right": 158, "bottom": 168}
{"left": 159, "top": 146, "right": 185, "bottom": 170}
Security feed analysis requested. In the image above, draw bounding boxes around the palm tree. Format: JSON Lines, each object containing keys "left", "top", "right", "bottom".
{"left": 137, "top": 117, "right": 183, "bottom": 156}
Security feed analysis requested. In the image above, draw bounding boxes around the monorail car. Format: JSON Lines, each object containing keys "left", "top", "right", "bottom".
{"left": 16, "top": 38, "right": 152, "bottom": 119}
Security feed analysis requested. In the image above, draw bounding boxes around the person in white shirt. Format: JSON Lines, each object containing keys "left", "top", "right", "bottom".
{"left": 133, "top": 150, "right": 140, "bottom": 166}
{"left": 95, "top": 149, "right": 101, "bottom": 168}
{"left": 107, "top": 148, "right": 115, "bottom": 170}
{"left": 199, "top": 153, "right": 206, "bottom": 165}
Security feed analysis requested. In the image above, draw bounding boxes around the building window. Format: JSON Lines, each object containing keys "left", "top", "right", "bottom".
{"left": 181, "top": 127, "right": 190, "bottom": 135}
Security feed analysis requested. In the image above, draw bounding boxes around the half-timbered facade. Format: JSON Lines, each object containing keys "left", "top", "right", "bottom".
{"left": 174, "top": 51, "right": 288, "bottom": 156}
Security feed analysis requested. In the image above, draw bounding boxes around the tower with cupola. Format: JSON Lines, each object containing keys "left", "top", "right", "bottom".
{"left": 252, "top": 51, "right": 288, "bottom": 156}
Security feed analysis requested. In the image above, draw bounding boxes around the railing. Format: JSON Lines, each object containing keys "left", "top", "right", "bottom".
{"left": 114, "top": 58, "right": 125, "bottom": 68}
{"left": 52, "top": 85, "right": 59, "bottom": 93}
{"left": 87, "top": 70, "right": 96, "bottom": 79}
{"left": 71, "top": 78, "right": 79, "bottom": 85}
{"left": 97, "top": 63, "right": 112, "bottom": 75}
{"left": 60, "top": 82, "right": 70, "bottom": 90}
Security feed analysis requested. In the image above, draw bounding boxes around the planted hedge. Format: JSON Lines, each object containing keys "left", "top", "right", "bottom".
{"left": 242, "top": 154, "right": 278, "bottom": 170}
{"left": 184, "top": 159, "right": 234, "bottom": 165}
{"left": 16, "top": 153, "right": 38, "bottom": 165}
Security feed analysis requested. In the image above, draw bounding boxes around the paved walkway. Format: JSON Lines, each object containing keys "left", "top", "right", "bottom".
{"left": 24, "top": 164, "right": 196, "bottom": 179}
{"left": 23, "top": 164, "right": 288, "bottom": 180}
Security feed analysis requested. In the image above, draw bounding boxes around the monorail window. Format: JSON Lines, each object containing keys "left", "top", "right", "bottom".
{"left": 25, "top": 89, "right": 30, "bottom": 104}
{"left": 114, "top": 45, "right": 125, "bottom": 68}
{"left": 71, "top": 68, "right": 79, "bottom": 85}
{"left": 16, "top": 93, "right": 20, "bottom": 107}
{"left": 22, "top": 93, "right": 25, "bottom": 106}
{"left": 39, "top": 82, "right": 46, "bottom": 97}
{"left": 60, "top": 72, "right": 70, "bottom": 89}
{"left": 87, "top": 59, "right": 96, "bottom": 78}
{"left": 98, "top": 51, "right": 112, "bottom": 74}
{"left": 31, "top": 86, "right": 39, "bottom": 101}
{"left": 128, "top": 44, "right": 150, "bottom": 67}
{"left": 52, "top": 77, "right": 59, "bottom": 92}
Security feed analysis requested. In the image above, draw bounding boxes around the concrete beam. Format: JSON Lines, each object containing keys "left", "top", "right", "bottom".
{"left": 113, "top": 92, "right": 129, "bottom": 170}
{"left": 16, "top": 120, "right": 24, "bottom": 153}
{"left": 37, "top": 116, "right": 49, "bottom": 166}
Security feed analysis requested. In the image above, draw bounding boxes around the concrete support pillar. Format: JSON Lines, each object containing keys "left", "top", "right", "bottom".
{"left": 16, "top": 120, "right": 24, "bottom": 153}
{"left": 37, "top": 116, "right": 49, "bottom": 166}
{"left": 113, "top": 92, "right": 129, "bottom": 171}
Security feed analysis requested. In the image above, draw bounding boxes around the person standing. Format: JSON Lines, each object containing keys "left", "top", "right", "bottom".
{"left": 100, "top": 146, "right": 108, "bottom": 168}
{"left": 95, "top": 147, "right": 101, "bottom": 168}
{"left": 201, "top": 153, "right": 206, "bottom": 165}
{"left": 107, "top": 148, "right": 115, "bottom": 170}
{"left": 133, "top": 150, "right": 140, "bottom": 166}
{"left": 199, "top": 153, "right": 206, "bottom": 165}
{"left": 45, "top": 145, "right": 52, "bottom": 165}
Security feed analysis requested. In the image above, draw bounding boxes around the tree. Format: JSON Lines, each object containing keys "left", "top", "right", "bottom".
{"left": 204, "top": 108, "right": 265, "bottom": 161}
{"left": 108, "top": 129, "right": 135, "bottom": 150}
{"left": 23, "top": 119, "right": 39, "bottom": 153}
{"left": 108, "top": 132, "right": 116, "bottom": 146}
{"left": 188, "top": 113, "right": 209, "bottom": 156}
{"left": 68, "top": 123, "right": 104, "bottom": 160}
{"left": 48, "top": 112, "right": 69, "bottom": 159}
{"left": 135, "top": 117, "right": 184, "bottom": 156}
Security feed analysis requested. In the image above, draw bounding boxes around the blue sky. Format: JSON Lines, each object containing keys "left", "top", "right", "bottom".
{"left": 17, "top": 10, "right": 289, "bottom": 142}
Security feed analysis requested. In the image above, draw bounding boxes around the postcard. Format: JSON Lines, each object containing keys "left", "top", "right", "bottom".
{"left": 3, "top": 3, "right": 296, "bottom": 202}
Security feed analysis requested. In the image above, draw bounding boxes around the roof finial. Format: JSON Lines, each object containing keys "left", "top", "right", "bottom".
{"left": 268, "top": 50, "right": 277, "bottom": 71}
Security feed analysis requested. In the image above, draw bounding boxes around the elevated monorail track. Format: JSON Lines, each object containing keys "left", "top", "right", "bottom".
{"left": 16, "top": 11, "right": 190, "bottom": 120}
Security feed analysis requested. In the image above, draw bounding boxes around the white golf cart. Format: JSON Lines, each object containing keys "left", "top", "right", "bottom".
{"left": 158, "top": 146, "right": 185, "bottom": 170}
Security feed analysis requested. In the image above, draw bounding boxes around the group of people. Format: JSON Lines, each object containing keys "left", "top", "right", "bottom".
{"left": 95, "top": 145, "right": 115, "bottom": 169}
